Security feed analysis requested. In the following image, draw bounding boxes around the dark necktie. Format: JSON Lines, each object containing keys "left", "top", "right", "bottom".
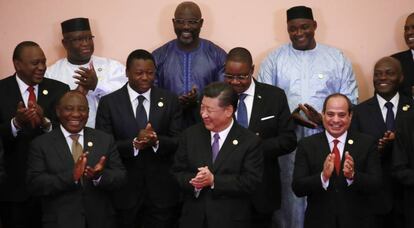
{"left": 70, "top": 134, "right": 83, "bottom": 162}
{"left": 237, "top": 93, "right": 248, "bottom": 128}
{"left": 27, "top": 86, "right": 36, "bottom": 105}
{"left": 385, "top": 102, "right": 395, "bottom": 131}
{"left": 212, "top": 133, "right": 220, "bottom": 163}
{"left": 136, "top": 95, "right": 147, "bottom": 130}
{"left": 332, "top": 139, "right": 341, "bottom": 175}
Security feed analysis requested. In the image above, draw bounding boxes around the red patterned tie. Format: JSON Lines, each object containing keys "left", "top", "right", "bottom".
{"left": 332, "top": 139, "right": 341, "bottom": 175}
{"left": 27, "top": 86, "right": 36, "bottom": 105}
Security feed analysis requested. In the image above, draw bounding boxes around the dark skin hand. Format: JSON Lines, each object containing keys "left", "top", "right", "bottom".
{"left": 74, "top": 62, "right": 98, "bottom": 95}
{"left": 15, "top": 101, "right": 41, "bottom": 128}
{"left": 84, "top": 156, "right": 106, "bottom": 179}
{"left": 179, "top": 85, "right": 198, "bottom": 108}
{"left": 73, "top": 152, "right": 88, "bottom": 181}
{"left": 291, "top": 103, "right": 322, "bottom": 128}
{"left": 378, "top": 131, "right": 395, "bottom": 152}
{"left": 133, "top": 123, "right": 158, "bottom": 150}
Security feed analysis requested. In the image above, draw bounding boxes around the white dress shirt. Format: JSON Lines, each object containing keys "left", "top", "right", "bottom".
{"left": 376, "top": 93, "right": 399, "bottom": 121}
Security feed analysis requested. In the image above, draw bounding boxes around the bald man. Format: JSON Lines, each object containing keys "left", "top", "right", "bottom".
{"left": 152, "top": 1, "right": 227, "bottom": 128}
{"left": 351, "top": 57, "right": 414, "bottom": 227}
{"left": 392, "top": 13, "right": 414, "bottom": 98}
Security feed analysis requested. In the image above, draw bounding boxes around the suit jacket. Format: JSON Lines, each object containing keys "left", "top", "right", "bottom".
{"left": 172, "top": 122, "right": 263, "bottom": 228}
{"left": 247, "top": 81, "right": 296, "bottom": 213}
{"left": 96, "top": 85, "right": 182, "bottom": 209}
{"left": 292, "top": 131, "right": 381, "bottom": 228}
{"left": 393, "top": 112, "right": 414, "bottom": 228}
{"left": 392, "top": 50, "right": 414, "bottom": 97}
{"left": 0, "top": 74, "right": 69, "bottom": 201}
{"left": 351, "top": 94, "right": 414, "bottom": 214}
{"left": 0, "top": 138, "right": 6, "bottom": 184}
{"left": 26, "top": 127, "right": 126, "bottom": 228}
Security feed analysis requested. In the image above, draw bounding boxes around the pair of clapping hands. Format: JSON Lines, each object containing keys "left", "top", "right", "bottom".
{"left": 133, "top": 123, "right": 158, "bottom": 150}
{"left": 73, "top": 152, "right": 106, "bottom": 182}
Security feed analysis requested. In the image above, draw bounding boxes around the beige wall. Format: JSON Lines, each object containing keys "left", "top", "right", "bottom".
{"left": 0, "top": 0, "right": 413, "bottom": 101}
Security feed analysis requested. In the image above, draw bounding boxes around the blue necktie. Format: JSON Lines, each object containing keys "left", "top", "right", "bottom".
{"left": 385, "top": 102, "right": 395, "bottom": 131}
{"left": 212, "top": 133, "right": 220, "bottom": 163}
{"left": 237, "top": 93, "right": 248, "bottom": 128}
{"left": 136, "top": 95, "right": 147, "bottom": 130}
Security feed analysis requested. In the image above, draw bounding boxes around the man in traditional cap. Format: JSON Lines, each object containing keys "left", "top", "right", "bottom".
{"left": 152, "top": 1, "right": 227, "bottom": 128}
{"left": 46, "top": 17, "right": 127, "bottom": 128}
{"left": 0, "top": 41, "right": 69, "bottom": 228}
{"left": 391, "top": 12, "right": 414, "bottom": 98}
{"left": 258, "top": 5, "right": 358, "bottom": 228}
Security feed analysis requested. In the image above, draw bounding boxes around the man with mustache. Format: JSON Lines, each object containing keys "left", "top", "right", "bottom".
{"left": 152, "top": 1, "right": 227, "bottom": 128}
{"left": 392, "top": 13, "right": 414, "bottom": 98}
{"left": 46, "top": 17, "right": 127, "bottom": 128}
{"left": 258, "top": 6, "right": 358, "bottom": 228}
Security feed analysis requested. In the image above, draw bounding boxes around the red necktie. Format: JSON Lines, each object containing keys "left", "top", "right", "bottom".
{"left": 332, "top": 139, "right": 341, "bottom": 175}
{"left": 27, "top": 86, "right": 36, "bottom": 105}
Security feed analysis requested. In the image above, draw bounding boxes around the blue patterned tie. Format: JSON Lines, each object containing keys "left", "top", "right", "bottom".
{"left": 136, "top": 95, "right": 147, "bottom": 130}
{"left": 212, "top": 133, "right": 220, "bottom": 163}
{"left": 237, "top": 93, "right": 248, "bottom": 128}
{"left": 385, "top": 102, "right": 395, "bottom": 131}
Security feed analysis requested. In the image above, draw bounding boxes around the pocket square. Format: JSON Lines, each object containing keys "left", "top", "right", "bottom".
{"left": 261, "top": 115, "right": 275, "bottom": 121}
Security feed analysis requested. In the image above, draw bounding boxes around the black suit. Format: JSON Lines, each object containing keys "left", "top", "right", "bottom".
{"left": 0, "top": 138, "right": 6, "bottom": 185}
{"left": 96, "top": 85, "right": 182, "bottom": 228}
{"left": 27, "top": 127, "right": 126, "bottom": 228}
{"left": 172, "top": 122, "right": 263, "bottom": 228}
{"left": 351, "top": 94, "right": 414, "bottom": 226}
{"left": 393, "top": 111, "right": 414, "bottom": 228}
{"left": 245, "top": 82, "right": 296, "bottom": 225}
{"left": 0, "top": 75, "right": 69, "bottom": 227}
{"left": 292, "top": 131, "right": 381, "bottom": 228}
{"left": 392, "top": 50, "right": 414, "bottom": 97}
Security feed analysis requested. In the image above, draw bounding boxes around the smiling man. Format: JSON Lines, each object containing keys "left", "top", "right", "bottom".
{"left": 351, "top": 57, "right": 414, "bottom": 227}
{"left": 392, "top": 13, "right": 414, "bottom": 98}
{"left": 292, "top": 93, "right": 381, "bottom": 228}
{"left": 257, "top": 6, "right": 358, "bottom": 228}
{"left": 152, "top": 1, "right": 227, "bottom": 128}
{"left": 46, "top": 17, "right": 127, "bottom": 127}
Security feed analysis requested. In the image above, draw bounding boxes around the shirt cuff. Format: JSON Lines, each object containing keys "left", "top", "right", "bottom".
{"left": 194, "top": 188, "right": 201, "bottom": 198}
{"left": 11, "top": 118, "right": 20, "bottom": 137}
{"left": 320, "top": 172, "right": 329, "bottom": 190}
{"left": 92, "top": 175, "right": 103, "bottom": 186}
{"left": 133, "top": 138, "right": 140, "bottom": 156}
{"left": 152, "top": 140, "right": 160, "bottom": 153}
{"left": 41, "top": 117, "right": 52, "bottom": 132}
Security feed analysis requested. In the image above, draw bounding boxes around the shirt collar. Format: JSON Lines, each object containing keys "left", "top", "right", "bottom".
{"left": 241, "top": 78, "right": 255, "bottom": 97}
{"left": 60, "top": 125, "right": 84, "bottom": 138}
{"left": 15, "top": 73, "right": 39, "bottom": 95}
{"left": 376, "top": 93, "right": 399, "bottom": 109}
{"left": 325, "top": 131, "right": 348, "bottom": 144}
{"left": 127, "top": 84, "right": 151, "bottom": 103}
{"left": 410, "top": 49, "right": 414, "bottom": 59}
{"left": 211, "top": 119, "right": 234, "bottom": 140}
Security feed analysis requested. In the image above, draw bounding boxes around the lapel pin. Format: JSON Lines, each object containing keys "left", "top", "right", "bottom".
{"left": 87, "top": 141, "right": 93, "bottom": 147}
{"left": 42, "top": 90, "right": 48, "bottom": 95}
{"left": 348, "top": 139, "right": 354, "bottom": 145}
{"left": 158, "top": 101, "right": 164, "bottom": 107}
{"left": 257, "top": 95, "right": 262, "bottom": 99}
{"left": 402, "top": 105, "right": 410, "bottom": 111}
{"left": 232, "top": 139, "right": 238, "bottom": 145}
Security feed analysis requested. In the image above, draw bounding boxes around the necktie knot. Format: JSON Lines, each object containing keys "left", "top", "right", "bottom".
{"left": 70, "top": 134, "right": 80, "bottom": 142}
{"left": 27, "top": 86, "right": 34, "bottom": 93}
{"left": 213, "top": 133, "right": 220, "bottom": 141}
{"left": 239, "top": 93, "right": 247, "bottom": 101}
{"left": 333, "top": 139, "right": 339, "bottom": 147}
{"left": 137, "top": 95, "right": 145, "bottom": 104}
{"left": 385, "top": 101, "right": 393, "bottom": 109}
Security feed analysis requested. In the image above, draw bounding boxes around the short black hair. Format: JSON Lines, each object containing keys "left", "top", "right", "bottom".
{"left": 226, "top": 47, "right": 253, "bottom": 67}
{"left": 126, "top": 49, "right": 156, "bottom": 70}
{"left": 203, "top": 82, "right": 238, "bottom": 112}
{"left": 322, "top": 93, "right": 353, "bottom": 114}
{"left": 12, "top": 41, "right": 39, "bottom": 61}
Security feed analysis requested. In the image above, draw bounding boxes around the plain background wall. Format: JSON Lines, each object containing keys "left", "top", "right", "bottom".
{"left": 0, "top": 0, "right": 413, "bottom": 101}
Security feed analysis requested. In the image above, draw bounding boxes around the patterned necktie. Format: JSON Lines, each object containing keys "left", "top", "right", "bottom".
{"left": 136, "top": 95, "right": 148, "bottom": 130}
{"left": 385, "top": 102, "right": 395, "bottom": 131}
{"left": 70, "top": 134, "right": 83, "bottom": 162}
{"left": 212, "top": 133, "right": 220, "bottom": 163}
{"left": 27, "top": 86, "right": 36, "bottom": 105}
{"left": 237, "top": 93, "right": 248, "bottom": 128}
{"left": 332, "top": 139, "right": 341, "bottom": 175}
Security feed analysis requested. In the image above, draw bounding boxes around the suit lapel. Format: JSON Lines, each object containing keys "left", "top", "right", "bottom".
{"left": 213, "top": 123, "right": 241, "bottom": 171}
{"left": 83, "top": 128, "right": 99, "bottom": 164}
{"left": 9, "top": 75, "right": 24, "bottom": 106}
{"left": 119, "top": 85, "right": 139, "bottom": 133}
{"left": 199, "top": 127, "right": 213, "bottom": 168}
{"left": 368, "top": 97, "right": 387, "bottom": 133}
{"left": 149, "top": 88, "right": 164, "bottom": 131}
{"left": 249, "top": 84, "right": 264, "bottom": 130}
{"left": 53, "top": 129, "right": 75, "bottom": 167}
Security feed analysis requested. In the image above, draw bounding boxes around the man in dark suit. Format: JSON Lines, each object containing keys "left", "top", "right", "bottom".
{"left": 27, "top": 90, "right": 126, "bottom": 228}
{"left": 393, "top": 111, "right": 414, "bottom": 228}
{"left": 292, "top": 93, "right": 382, "bottom": 228}
{"left": 351, "top": 56, "right": 413, "bottom": 227}
{"left": 223, "top": 47, "right": 297, "bottom": 227}
{"left": 392, "top": 12, "right": 414, "bottom": 97}
{"left": 96, "top": 49, "right": 182, "bottom": 228}
{"left": 0, "top": 41, "right": 69, "bottom": 228}
{"left": 172, "top": 82, "right": 263, "bottom": 228}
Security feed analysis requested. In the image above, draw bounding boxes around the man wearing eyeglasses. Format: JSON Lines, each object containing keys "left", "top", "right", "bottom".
{"left": 46, "top": 17, "right": 127, "bottom": 128}
{"left": 258, "top": 6, "right": 358, "bottom": 228}
{"left": 153, "top": 1, "right": 227, "bottom": 129}
{"left": 224, "top": 47, "right": 296, "bottom": 228}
